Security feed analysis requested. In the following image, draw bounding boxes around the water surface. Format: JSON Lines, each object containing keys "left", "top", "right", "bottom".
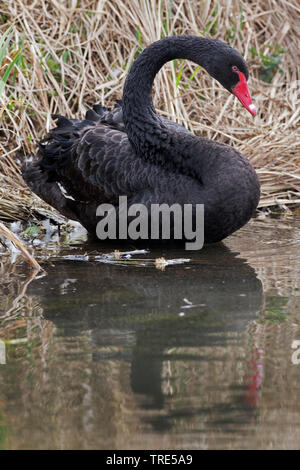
{"left": 1, "top": 215, "right": 300, "bottom": 449}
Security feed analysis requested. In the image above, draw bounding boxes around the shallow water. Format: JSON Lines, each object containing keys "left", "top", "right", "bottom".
{"left": 1, "top": 215, "right": 300, "bottom": 449}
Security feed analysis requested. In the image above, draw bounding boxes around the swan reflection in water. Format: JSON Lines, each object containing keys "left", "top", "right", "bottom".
{"left": 22, "top": 244, "right": 263, "bottom": 435}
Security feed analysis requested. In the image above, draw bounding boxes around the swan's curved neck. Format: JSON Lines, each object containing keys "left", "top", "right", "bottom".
{"left": 122, "top": 36, "right": 212, "bottom": 157}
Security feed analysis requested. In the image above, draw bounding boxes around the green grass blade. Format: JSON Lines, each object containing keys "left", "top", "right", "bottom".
{"left": 0, "top": 49, "right": 22, "bottom": 96}
{"left": 0, "top": 29, "right": 13, "bottom": 68}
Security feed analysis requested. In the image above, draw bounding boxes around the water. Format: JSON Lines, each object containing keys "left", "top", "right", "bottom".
{"left": 1, "top": 215, "right": 300, "bottom": 449}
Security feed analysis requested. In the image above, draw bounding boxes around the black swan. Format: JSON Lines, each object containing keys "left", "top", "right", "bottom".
{"left": 22, "top": 36, "right": 260, "bottom": 246}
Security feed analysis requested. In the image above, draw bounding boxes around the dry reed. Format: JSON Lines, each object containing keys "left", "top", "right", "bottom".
{"left": 0, "top": 0, "right": 299, "bottom": 222}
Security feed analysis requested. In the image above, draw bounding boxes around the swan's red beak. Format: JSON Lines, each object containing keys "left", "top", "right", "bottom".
{"left": 232, "top": 71, "right": 257, "bottom": 116}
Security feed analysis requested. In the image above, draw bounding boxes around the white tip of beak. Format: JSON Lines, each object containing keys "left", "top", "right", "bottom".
{"left": 249, "top": 104, "right": 257, "bottom": 115}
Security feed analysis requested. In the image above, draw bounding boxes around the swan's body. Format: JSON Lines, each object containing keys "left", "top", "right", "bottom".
{"left": 22, "top": 36, "right": 260, "bottom": 244}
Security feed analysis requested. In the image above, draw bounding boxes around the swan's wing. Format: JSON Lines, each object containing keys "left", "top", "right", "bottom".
{"left": 22, "top": 119, "right": 158, "bottom": 229}
{"left": 22, "top": 101, "right": 189, "bottom": 225}
{"left": 26, "top": 111, "right": 159, "bottom": 202}
{"left": 46, "top": 102, "right": 185, "bottom": 200}
{"left": 73, "top": 125, "right": 154, "bottom": 197}
{"left": 91, "top": 100, "right": 192, "bottom": 136}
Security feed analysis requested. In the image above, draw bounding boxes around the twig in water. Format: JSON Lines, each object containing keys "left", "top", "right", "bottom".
{"left": 0, "top": 222, "right": 41, "bottom": 270}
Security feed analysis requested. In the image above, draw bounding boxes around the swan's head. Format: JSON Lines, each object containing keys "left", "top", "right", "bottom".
{"left": 203, "top": 41, "right": 257, "bottom": 116}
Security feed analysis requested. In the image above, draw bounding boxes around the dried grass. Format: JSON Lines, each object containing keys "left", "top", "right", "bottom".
{"left": 0, "top": 0, "right": 299, "bottom": 222}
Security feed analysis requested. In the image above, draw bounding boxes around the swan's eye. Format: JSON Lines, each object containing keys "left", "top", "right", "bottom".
{"left": 232, "top": 66, "right": 239, "bottom": 72}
